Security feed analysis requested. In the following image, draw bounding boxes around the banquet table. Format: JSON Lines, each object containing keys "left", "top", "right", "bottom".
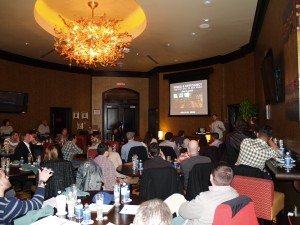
{"left": 59, "top": 190, "right": 145, "bottom": 225}
{"left": 116, "top": 163, "right": 143, "bottom": 178}
{"left": 6, "top": 165, "right": 34, "bottom": 177}
{"left": 266, "top": 158, "right": 300, "bottom": 192}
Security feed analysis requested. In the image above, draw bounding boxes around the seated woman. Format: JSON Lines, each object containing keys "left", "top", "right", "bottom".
{"left": 43, "top": 144, "right": 63, "bottom": 162}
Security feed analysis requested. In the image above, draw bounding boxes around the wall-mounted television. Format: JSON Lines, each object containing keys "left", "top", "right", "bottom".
{"left": 0, "top": 91, "right": 28, "bottom": 113}
{"left": 261, "top": 49, "right": 284, "bottom": 104}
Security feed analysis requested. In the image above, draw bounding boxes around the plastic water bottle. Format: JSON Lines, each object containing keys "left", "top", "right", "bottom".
{"left": 138, "top": 160, "right": 143, "bottom": 170}
{"left": 19, "top": 157, "right": 24, "bottom": 166}
{"left": 83, "top": 203, "right": 91, "bottom": 222}
{"left": 285, "top": 152, "right": 292, "bottom": 166}
{"left": 75, "top": 199, "right": 83, "bottom": 219}
{"left": 173, "top": 160, "right": 178, "bottom": 169}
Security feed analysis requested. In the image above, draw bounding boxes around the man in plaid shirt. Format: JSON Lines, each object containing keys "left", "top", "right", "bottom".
{"left": 235, "top": 125, "right": 281, "bottom": 171}
{"left": 62, "top": 134, "right": 83, "bottom": 161}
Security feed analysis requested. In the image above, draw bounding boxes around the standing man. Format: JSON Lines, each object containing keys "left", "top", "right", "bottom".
{"left": 235, "top": 125, "right": 281, "bottom": 171}
{"left": 12, "top": 132, "right": 35, "bottom": 164}
{"left": 0, "top": 168, "right": 53, "bottom": 224}
{"left": 181, "top": 140, "right": 211, "bottom": 189}
{"left": 210, "top": 114, "right": 226, "bottom": 140}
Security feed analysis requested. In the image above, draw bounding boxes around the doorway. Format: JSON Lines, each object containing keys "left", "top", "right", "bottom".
{"left": 103, "top": 88, "right": 139, "bottom": 140}
{"left": 50, "top": 107, "right": 72, "bottom": 136}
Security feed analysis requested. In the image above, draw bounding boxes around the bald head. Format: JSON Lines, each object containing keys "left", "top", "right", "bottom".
{"left": 188, "top": 140, "right": 200, "bottom": 156}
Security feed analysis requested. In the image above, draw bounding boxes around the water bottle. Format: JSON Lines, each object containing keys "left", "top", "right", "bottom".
{"left": 138, "top": 160, "right": 143, "bottom": 170}
{"left": 83, "top": 203, "right": 91, "bottom": 222}
{"left": 113, "top": 144, "right": 116, "bottom": 152}
{"left": 20, "top": 157, "right": 24, "bottom": 166}
{"left": 285, "top": 152, "right": 292, "bottom": 166}
{"left": 125, "top": 185, "right": 130, "bottom": 202}
{"left": 75, "top": 199, "right": 83, "bottom": 219}
{"left": 173, "top": 159, "right": 178, "bottom": 169}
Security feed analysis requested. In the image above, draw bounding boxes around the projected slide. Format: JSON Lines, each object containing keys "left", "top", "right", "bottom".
{"left": 170, "top": 80, "right": 208, "bottom": 116}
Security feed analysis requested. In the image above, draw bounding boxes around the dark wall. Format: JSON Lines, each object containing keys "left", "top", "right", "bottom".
{"left": 0, "top": 59, "right": 91, "bottom": 134}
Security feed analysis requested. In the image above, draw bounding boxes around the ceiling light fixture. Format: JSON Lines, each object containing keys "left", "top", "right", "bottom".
{"left": 54, "top": 0, "right": 132, "bottom": 68}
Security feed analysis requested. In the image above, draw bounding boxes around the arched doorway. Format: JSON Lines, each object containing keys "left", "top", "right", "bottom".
{"left": 103, "top": 88, "right": 139, "bottom": 140}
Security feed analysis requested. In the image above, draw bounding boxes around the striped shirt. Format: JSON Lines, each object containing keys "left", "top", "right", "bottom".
{"left": 0, "top": 187, "right": 45, "bottom": 225}
{"left": 94, "top": 155, "right": 116, "bottom": 191}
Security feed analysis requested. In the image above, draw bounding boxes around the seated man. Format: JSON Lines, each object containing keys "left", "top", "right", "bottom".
{"left": 55, "top": 128, "right": 69, "bottom": 146}
{"left": 121, "top": 132, "right": 143, "bottom": 162}
{"left": 143, "top": 143, "right": 172, "bottom": 170}
{"left": 0, "top": 168, "right": 53, "bottom": 224}
{"left": 159, "top": 132, "right": 179, "bottom": 157}
{"left": 209, "top": 132, "right": 222, "bottom": 147}
{"left": 133, "top": 199, "right": 172, "bottom": 225}
{"left": 3, "top": 131, "right": 19, "bottom": 154}
{"left": 12, "top": 132, "right": 35, "bottom": 164}
{"left": 61, "top": 134, "right": 83, "bottom": 161}
{"left": 235, "top": 125, "right": 281, "bottom": 171}
{"left": 181, "top": 140, "right": 211, "bottom": 189}
{"left": 94, "top": 143, "right": 116, "bottom": 191}
{"left": 164, "top": 162, "right": 238, "bottom": 225}
{"left": 37, "top": 120, "right": 50, "bottom": 140}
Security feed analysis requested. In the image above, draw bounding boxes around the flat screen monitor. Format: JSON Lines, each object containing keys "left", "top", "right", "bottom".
{"left": 169, "top": 79, "right": 208, "bottom": 116}
{"left": 0, "top": 91, "right": 28, "bottom": 113}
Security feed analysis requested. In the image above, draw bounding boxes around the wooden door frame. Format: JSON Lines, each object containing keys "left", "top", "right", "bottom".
{"left": 102, "top": 88, "right": 139, "bottom": 140}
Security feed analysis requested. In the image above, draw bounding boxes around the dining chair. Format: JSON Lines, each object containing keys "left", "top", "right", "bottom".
{"left": 185, "top": 162, "right": 212, "bottom": 200}
{"left": 159, "top": 146, "right": 177, "bottom": 161}
{"left": 40, "top": 159, "right": 75, "bottom": 200}
{"left": 213, "top": 195, "right": 258, "bottom": 225}
{"left": 140, "top": 166, "right": 182, "bottom": 200}
{"left": 231, "top": 175, "right": 284, "bottom": 222}
{"left": 87, "top": 148, "right": 98, "bottom": 159}
{"left": 127, "top": 146, "right": 148, "bottom": 162}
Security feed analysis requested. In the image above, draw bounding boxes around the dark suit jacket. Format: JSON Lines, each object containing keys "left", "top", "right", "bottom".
{"left": 143, "top": 156, "right": 173, "bottom": 170}
{"left": 12, "top": 141, "right": 35, "bottom": 163}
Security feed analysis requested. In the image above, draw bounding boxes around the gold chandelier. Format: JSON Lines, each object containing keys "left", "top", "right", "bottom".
{"left": 54, "top": 1, "right": 132, "bottom": 68}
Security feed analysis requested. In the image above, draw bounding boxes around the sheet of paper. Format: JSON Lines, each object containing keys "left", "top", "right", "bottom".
{"left": 119, "top": 205, "right": 139, "bottom": 215}
{"left": 31, "top": 215, "right": 78, "bottom": 225}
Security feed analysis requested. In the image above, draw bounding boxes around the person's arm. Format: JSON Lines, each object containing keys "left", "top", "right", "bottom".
{"left": 73, "top": 143, "right": 83, "bottom": 154}
{"left": 1, "top": 168, "right": 52, "bottom": 224}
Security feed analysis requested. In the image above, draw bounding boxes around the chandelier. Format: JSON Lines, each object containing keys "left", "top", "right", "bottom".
{"left": 54, "top": 1, "right": 132, "bottom": 68}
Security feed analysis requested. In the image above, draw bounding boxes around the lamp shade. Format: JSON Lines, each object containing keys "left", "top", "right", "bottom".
{"left": 158, "top": 130, "right": 163, "bottom": 140}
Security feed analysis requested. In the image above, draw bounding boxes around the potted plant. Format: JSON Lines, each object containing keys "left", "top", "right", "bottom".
{"left": 238, "top": 100, "right": 257, "bottom": 122}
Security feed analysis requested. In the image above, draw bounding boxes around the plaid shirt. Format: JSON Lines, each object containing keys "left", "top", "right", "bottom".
{"left": 236, "top": 138, "right": 281, "bottom": 171}
{"left": 62, "top": 141, "right": 83, "bottom": 161}
{"left": 94, "top": 155, "right": 116, "bottom": 191}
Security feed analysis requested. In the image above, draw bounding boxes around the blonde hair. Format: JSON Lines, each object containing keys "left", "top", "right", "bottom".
{"left": 44, "top": 145, "right": 59, "bottom": 161}
{"left": 133, "top": 199, "right": 172, "bottom": 225}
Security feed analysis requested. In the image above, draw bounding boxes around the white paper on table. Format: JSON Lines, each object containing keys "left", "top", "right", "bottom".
{"left": 119, "top": 205, "right": 139, "bottom": 215}
{"left": 30, "top": 215, "right": 78, "bottom": 225}
{"left": 42, "top": 197, "right": 57, "bottom": 208}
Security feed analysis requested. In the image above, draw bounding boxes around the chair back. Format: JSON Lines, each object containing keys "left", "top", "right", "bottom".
{"left": 127, "top": 146, "right": 148, "bottom": 162}
{"left": 213, "top": 195, "right": 258, "bottom": 225}
{"left": 87, "top": 148, "right": 98, "bottom": 159}
{"left": 231, "top": 175, "right": 274, "bottom": 220}
{"left": 140, "top": 167, "right": 181, "bottom": 200}
{"left": 40, "top": 159, "right": 75, "bottom": 200}
{"left": 76, "top": 135, "right": 87, "bottom": 152}
{"left": 200, "top": 146, "right": 222, "bottom": 163}
{"left": 185, "top": 162, "right": 212, "bottom": 200}
{"left": 160, "top": 146, "right": 177, "bottom": 161}
{"left": 76, "top": 159, "right": 103, "bottom": 191}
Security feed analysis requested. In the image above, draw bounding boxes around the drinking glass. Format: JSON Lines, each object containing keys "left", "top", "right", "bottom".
{"left": 114, "top": 184, "right": 120, "bottom": 206}
{"left": 67, "top": 192, "right": 76, "bottom": 217}
{"left": 71, "top": 184, "right": 77, "bottom": 199}
{"left": 1, "top": 157, "right": 6, "bottom": 169}
{"left": 56, "top": 194, "right": 67, "bottom": 215}
{"left": 95, "top": 194, "right": 104, "bottom": 220}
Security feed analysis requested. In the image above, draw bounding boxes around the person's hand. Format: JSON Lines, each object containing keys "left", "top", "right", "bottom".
{"left": 38, "top": 167, "right": 53, "bottom": 182}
